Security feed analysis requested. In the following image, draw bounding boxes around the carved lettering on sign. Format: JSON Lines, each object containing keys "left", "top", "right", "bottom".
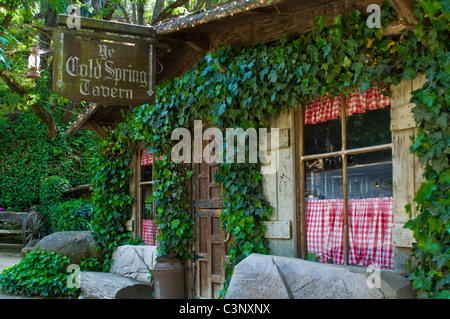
{"left": 53, "top": 31, "right": 155, "bottom": 106}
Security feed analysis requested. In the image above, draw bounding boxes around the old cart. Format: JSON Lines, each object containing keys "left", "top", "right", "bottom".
{"left": 0, "top": 211, "right": 47, "bottom": 249}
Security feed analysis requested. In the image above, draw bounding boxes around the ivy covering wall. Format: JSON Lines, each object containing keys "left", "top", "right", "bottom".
{"left": 90, "top": 1, "right": 449, "bottom": 298}
{"left": 0, "top": 110, "right": 97, "bottom": 211}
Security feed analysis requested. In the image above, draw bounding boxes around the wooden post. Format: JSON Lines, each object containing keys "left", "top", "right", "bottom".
{"left": 387, "top": 0, "right": 418, "bottom": 30}
{"left": 136, "top": 145, "right": 144, "bottom": 240}
{"left": 297, "top": 107, "right": 307, "bottom": 260}
{"left": 341, "top": 98, "right": 349, "bottom": 265}
{"left": 390, "top": 74, "right": 426, "bottom": 274}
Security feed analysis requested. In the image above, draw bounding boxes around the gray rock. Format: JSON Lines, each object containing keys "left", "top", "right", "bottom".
{"left": 110, "top": 245, "right": 157, "bottom": 283}
{"left": 225, "top": 254, "right": 415, "bottom": 299}
{"left": 80, "top": 271, "right": 153, "bottom": 299}
{"left": 33, "top": 231, "right": 103, "bottom": 264}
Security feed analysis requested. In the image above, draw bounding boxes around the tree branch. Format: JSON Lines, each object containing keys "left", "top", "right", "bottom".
{"left": 28, "top": 102, "right": 58, "bottom": 139}
{"left": 0, "top": 69, "right": 57, "bottom": 139}
{"left": 0, "top": 69, "right": 28, "bottom": 96}
{"left": 102, "top": 0, "right": 118, "bottom": 21}
{"left": 118, "top": 2, "right": 132, "bottom": 24}
{"left": 152, "top": 0, "right": 190, "bottom": 25}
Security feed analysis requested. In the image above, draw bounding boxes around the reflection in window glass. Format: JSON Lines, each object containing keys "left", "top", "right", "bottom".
{"left": 142, "top": 164, "right": 153, "bottom": 181}
{"left": 304, "top": 118, "right": 342, "bottom": 155}
{"left": 347, "top": 106, "right": 391, "bottom": 149}
{"left": 305, "top": 156, "right": 342, "bottom": 199}
{"left": 143, "top": 185, "right": 154, "bottom": 220}
{"left": 347, "top": 150, "right": 392, "bottom": 199}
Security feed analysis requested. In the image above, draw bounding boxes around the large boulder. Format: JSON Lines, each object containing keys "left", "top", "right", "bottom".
{"left": 225, "top": 254, "right": 415, "bottom": 299}
{"left": 33, "top": 231, "right": 103, "bottom": 264}
{"left": 109, "top": 245, "right": 158, "bottom": 283}
{"left": 79, "top": 271, "right": 153, "bottom": 299}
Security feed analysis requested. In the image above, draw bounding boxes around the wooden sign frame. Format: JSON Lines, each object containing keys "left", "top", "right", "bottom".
{"left": 53, "top": 15, "right": 156, "bottom": 107}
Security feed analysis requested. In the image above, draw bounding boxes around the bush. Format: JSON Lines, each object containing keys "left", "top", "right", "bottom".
{"left": 0, "top": 250, "right": 78, "bottom": 298}
{"left": 47, "top": 198, "right": 92, "bottom": 233}
{"left": 0, "top": 111, "right": 97, "bottom": 211}
{"left": 39, "top": 175, "right": 71, "bottom": 210}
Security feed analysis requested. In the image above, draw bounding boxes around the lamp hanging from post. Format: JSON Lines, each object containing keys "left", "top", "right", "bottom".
{"left": 26, "top": 45, "right": 41, "bottom": 79}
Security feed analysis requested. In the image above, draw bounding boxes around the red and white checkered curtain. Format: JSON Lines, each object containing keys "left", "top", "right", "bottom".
{"left": 306, "top": 197, "right": 393, "bottom": 269}
{"left": 141, "top": 149, "right": 164, "bottom": 166}
{"left": 141, "top": 149, "right": 154, "bottom": 166}
{"left": 142, "top": 219, "right": 159, "bottom": 246}
{"left": 304, "top": 87, "right": 391, "bottom": 124}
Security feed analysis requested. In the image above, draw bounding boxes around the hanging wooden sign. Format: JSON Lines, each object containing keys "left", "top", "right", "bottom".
{"left": 53, "top": 30, "right": 155, "bottom": 106}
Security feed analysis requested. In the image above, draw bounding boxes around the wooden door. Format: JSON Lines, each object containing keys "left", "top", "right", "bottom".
{"left": 194, "top": 209, "right": 228, "bottom": 299}
{"left": 192, "top": 129, "right": 228, "bottom": 299}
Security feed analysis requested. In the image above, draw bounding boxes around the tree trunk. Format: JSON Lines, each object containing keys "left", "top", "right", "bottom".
{"left": 37, "top": 2, "right": 57, "bottom": 139}
{"left": 151, "top": 0, "right": 165, "bottom": 24}
{"left": 137, "top": 0, "right": 146, "bottom": 25}
{"left": 29, "top": 103, "right": 58, "bottom": 139}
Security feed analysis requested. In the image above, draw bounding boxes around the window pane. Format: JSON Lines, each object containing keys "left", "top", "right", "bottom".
{"left": 142, "top": 164, "right": 153, "bottom": 181}
{"left": 305, "top": 156, "right": 342, "bottom": 199}
{"left": 142, "top": 185, "right": 154, "bottom": 219}
{"left": 346, "top": 106, "right": 391, "bottom": 149}
{"left": 304, "top": 118, "right": 342, "bottom": 155}
{"left": 347, "top": 149, "right": 392, "bottom": 199}
{"left": 305, "top": 157, "right": 344, "bottom": 264}
{"left": 347, "top": 150, "right": 394, "bottom": 269}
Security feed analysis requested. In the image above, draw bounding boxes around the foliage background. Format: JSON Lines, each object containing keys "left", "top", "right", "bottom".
{"left": 0, "top": 110, "right": 98, "bottom": 211}
{"left": 0, "top": 0, "right": 447, "bottom": 299}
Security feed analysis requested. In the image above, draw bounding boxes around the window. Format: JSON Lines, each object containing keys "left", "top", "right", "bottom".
{"left": 138, "top": 148, "right": 159, "bottom": 246}
{"left": 298, "top": 89, "right": 394, "bottom": 269}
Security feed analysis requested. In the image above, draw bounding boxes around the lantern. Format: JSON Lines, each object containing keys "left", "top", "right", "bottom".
{"left": 26, "top": 45, "right": 41, "bottom": 79}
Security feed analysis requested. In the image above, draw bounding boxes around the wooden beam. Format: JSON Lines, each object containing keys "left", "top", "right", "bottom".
{"left": 383, "top": 22, "right": 407, "bottom": 36}
{"left": 0, "top": 230, "right": 22, "bottom": 235}
{"left": 213, "top": 0, "right": 385, "bottom": 49}
{"left": 186, "top": 40, "right": 208, "bottom": 52}
{"left": 67, "top": 29, "right": 171, "bottom": 48}
{"left": 57, "top": 14, "right": 156, "bottom": 37}
{"left": 66, "top": 102, "right": 101, "bottom": 136}
{"left": 86, "top": 120, "right": 107, "bottom": 138}
{"left": 0, "top": 243, "right": 23, "bottom": 249}
{"left": 387, "top": 0, "right": 418, "bottom": 29}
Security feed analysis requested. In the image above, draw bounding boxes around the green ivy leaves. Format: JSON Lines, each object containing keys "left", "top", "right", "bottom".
{"left": 151, "top": 158, "right": 194, "bottom": 262}
{"left": 403, "top": 0, "right": 449, "bottom": 299}
{"left": 89, "top": 0, "right": 448, "bottom": 299}
{"left": 0, "top": 250, "right": 78, "bottom": 298}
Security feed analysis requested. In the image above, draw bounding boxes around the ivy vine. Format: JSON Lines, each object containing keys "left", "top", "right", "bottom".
{"left": 90, "top": 0, "right": 448, "bottom": 298}
{"left": 404, "top": 0, "right": 449, "bottom": 299}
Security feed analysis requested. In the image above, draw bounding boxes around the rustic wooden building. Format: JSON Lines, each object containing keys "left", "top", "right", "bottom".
{"left": 66, "top": 0, "right": 424, "bottom": 299}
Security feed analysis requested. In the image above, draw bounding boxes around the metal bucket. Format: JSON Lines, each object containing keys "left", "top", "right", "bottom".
{"left": 153, "top": 253, "right": 185, "bottom": 299}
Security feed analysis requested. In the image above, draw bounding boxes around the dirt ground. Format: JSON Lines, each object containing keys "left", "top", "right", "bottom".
{"left": 0, "top": 248, "right": 22, "bottom": 272}
{"left": 0, "top": 248, "right": 34, "bottom": 299}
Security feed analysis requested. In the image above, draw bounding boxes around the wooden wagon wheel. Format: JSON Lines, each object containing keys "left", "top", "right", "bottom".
{"left": 22, "top": 211, "right": 47, "bottom": 246}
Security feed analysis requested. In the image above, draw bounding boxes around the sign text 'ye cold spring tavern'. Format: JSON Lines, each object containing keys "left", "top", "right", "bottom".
{"left": 53, "top": 31, "right": 155, "bottom": 106}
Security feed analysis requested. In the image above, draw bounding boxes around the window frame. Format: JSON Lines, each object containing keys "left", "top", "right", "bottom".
{"left": 136, "top": 146, "right": 157, "bottom": 245}
{"left": 297, "top": 98, "right": 393, "bottom": 264}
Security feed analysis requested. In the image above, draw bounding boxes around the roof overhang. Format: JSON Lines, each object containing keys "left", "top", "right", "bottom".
{"left": 66, "top": 0, "right": 412, "bottom": 137}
